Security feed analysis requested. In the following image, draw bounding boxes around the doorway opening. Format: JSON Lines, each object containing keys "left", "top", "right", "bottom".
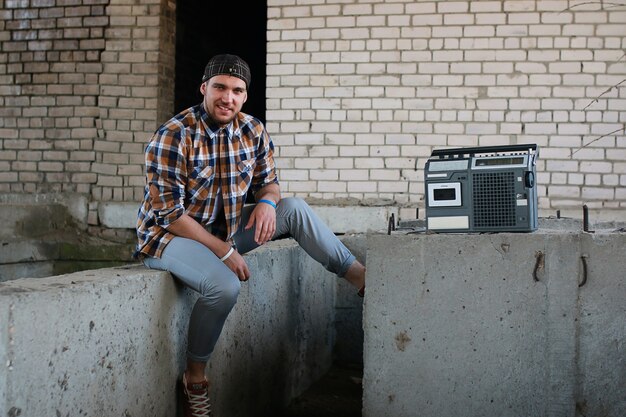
{"left": 174, "top": 1, "right": 267, "bottom": 122}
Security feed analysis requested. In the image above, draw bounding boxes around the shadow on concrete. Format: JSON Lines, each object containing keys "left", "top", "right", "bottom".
{"left": 279, "top": 362, "right": 363, "bottom": 417}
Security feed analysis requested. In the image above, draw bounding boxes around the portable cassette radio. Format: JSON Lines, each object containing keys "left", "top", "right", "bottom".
{"left": 425, "top": 144, "right": 539, "bottom": 233}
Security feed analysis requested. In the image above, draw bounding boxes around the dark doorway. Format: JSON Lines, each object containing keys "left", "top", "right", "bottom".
{"left": 175, "top": 1, "right": 267, "bottom": 122}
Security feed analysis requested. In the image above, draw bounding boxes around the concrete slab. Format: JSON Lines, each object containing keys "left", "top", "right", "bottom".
{"left": 0, "top": 193, "right": 88, "bottom": 229}
{"left": 0, "top": 240, "right": 341, "bottom": 417}
{"left": 363, "top": 231, "right": 626, "bottom": 417}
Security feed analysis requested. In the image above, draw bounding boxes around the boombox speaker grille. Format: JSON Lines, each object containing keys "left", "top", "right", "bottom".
{"left": 472, "top": 172, "right": 516, "bottom": 228}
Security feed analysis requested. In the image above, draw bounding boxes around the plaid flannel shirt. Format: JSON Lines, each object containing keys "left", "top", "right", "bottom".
{"left": 135, "top": 104, "right": 278, "bottom": 259}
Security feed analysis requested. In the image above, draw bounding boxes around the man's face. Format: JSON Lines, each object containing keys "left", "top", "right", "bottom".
{"left": 200, "top": 75, "right": 248, "bottom": 126}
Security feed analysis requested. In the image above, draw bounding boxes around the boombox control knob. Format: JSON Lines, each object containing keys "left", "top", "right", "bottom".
{"left": 524, "top": 171, "right": 535, "bottom": 188}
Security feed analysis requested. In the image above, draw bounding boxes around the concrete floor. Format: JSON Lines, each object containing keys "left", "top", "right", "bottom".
{"left": 280, "top": 363, "right": 363, "bottom": 417}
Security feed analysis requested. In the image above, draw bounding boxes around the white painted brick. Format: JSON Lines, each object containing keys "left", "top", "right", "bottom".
{"left": 496, "top": 25, "right": 528, "bottom": 37}
{"left": 585, "top": 174, "right": 602, "bottom": 186}
{"left": 463, "top": 25, "right": 495, "bottom": 37}
{"left": 343, "top": 3, "right": 372, "bottom": 15}
{"left": 438, "top": 1, "right": 469, "bottom": 13}
{"left": 497, "top": 49, "right": 528, "bottom": 61}
{"left": 528, "top": 50, "right": 560, "bottom": 61}
{"left": 372, "top": 27, "right": 401, "bottom": 38}
{"left": 552, "top": 172, "right": 567, "bottom": 184}
{"left": 471, "top": 1, "right": 501, "bottom": 12}
{"left": 406, "top": 3, "right": 437, "bottom": 15}
{"left": 547, "top": 160, "right": 579, "bottom": 172}
{"left": 476, "top": 12, "right": 507, "bottom": 25}
{"left": 501, "top": 123, "right": 522, "bottom": 134}
{"left": 511, "top": 12, "right": 541, "bottom": 24}
{"left": 444, "top": 14, "right": 474, "bottom": 25}
{"left": 327, "top": 16, "right": 356, "bottom": 28}
{"left": 465, "top": 50, "right": 496, "bottom": 62}
{"left": 287, "top": 181, "right": 318, "bottom": 193}
{"left": 339, "top": 169, "right": 369, "bottom": 181}
{"left": 603, "top": 174, "right": 619, "bottom": 186}
{"left": 558, "top": 123, "right": 589, "bottom": 135}
{"left": 280, "top": 169, "right": 309, "bottom": 181}
{"left": 318, "top": 181, "right": 346, "bottom": 193}
{"left": 569, "top": 173, "right": 584, "bottom": 185}
{"left": 380, "top": 181, "right": 408, "bottom": 193}
{"left": 582, "top": 187, "right": 614, "bottom": 199}
{"left": 325, "top": 158, "right": 354, "bottom": 169}
{"left": 504, "top": 1, "right": 535, "bottom": 11}
{"left": 548, "top": 185, "right": 580, "bottom": 197}
{"left": 535, "top": 1, "right": 568, "bottom": 12}
{"left": 389, "top": 15, "right": 411, "bottom": 28}
{"left": 355, "top": 158, "right": 384, "bottom": 169}
{"left": 400, "top": 26, "right": 431, "bottom": 39}
{"left": 310, "top": 169, "right": 338, "bottom": 180}
{"left": 373, "top": 3, "right": 404, "bottom": 15}
{"left": 371, "top": 145, "right": 400, "bottom": 157}
{"left": 280, "top": 146, "right": 310, "bottom": 157}
{"left": 465, "top": 75, "right": 496, "bottom": 86}
{"left": 347, "top": 181, "right": 376, "bottom": 192}
{"left": 542, "top": 147, "right": 573, "bottom": 159}
{"left": 580, "top": 161, "right": 613, "bottom": 173}
{"left": 542, "top": 99, "right": 573, "bottom": 110}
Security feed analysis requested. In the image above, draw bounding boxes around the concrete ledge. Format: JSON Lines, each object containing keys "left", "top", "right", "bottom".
{"left": 0, "top": 240, "right": 338, "bottom": 417}
{"left": 363, "top": 231, "right": 626, "bottom": 417}
{"left": 96, "top": 201, "right": 395, "bottom": 234}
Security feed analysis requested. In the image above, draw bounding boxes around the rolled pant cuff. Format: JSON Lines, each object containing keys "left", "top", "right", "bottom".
{"left": 187, "top": 350, "right": 211, "bottom": 363}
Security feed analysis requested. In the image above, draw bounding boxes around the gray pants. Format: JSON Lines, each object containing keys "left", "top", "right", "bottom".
{"left": 143, "top": 197, "right": 355, "bottom": 362}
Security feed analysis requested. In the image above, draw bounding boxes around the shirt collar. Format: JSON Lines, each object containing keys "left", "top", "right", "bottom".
{"left": 199, "top": 104, "right": 240, "bottom": 142}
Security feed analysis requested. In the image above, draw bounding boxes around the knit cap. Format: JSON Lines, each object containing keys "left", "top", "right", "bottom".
{"left": 202, "top": 54, "right": 251, "bottom": 88}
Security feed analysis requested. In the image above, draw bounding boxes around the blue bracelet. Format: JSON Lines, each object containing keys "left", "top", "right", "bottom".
{"left": 259, "top": 199, "right": 277, "bottom": 209}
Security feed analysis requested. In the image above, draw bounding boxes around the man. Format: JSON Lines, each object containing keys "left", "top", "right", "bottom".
{"left": 135, "top": 54, "right": 366, "bottom": 417}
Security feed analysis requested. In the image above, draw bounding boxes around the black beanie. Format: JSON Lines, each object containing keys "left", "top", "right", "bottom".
{"left": 202, "top": 54, "right": 251, "bottom": 88}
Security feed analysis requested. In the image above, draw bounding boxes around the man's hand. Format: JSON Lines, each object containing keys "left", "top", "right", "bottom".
{"left": 245, "top": 202, "right": 276, "bottom": 245}
{"left": 223, "top": 249, "right": 251, "bottom": 281}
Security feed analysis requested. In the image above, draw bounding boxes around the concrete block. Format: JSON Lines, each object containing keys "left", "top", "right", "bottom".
{"left": 310, "top": 205, "right": 397, "bottom": 234}
{"left": 98, "top": 202, "right": 139, "bottom": 229}
{"left": 0, "top": 204, "right": 78, "bottom": 239}
{"left": 0, "top": 239, "right": 339, "bottom": 417}
{"left": 0, "top": 193, "right": 88, "bottom": 232}
{"left": 363, "top": 231, "right": 626, "bottom": 417}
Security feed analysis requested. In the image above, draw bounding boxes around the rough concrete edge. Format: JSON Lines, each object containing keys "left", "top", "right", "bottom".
{"left": 0, "top": 300, "right": 6, "bottom": 414}
{"left": 0, "top": 263, "right": 154, "bottom": 292}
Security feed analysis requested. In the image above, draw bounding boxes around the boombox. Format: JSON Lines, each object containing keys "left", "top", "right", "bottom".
{"left": 425, "top": 144, "right": 539, "bottom": 233}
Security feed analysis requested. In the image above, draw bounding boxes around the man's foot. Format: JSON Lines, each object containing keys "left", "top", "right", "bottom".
{"left": 181, "top": 373, "right": 212, "bottom": 417}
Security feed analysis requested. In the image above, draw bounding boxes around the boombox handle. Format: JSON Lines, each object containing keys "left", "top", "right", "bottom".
{"left": 431, "top": 143, "right": 538, "bottom": 158}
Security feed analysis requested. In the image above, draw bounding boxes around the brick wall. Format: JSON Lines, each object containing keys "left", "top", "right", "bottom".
{"left": 266, "top": 0, "right": 626, "bottom": 220}
{"left": 1, "top": 0, "right": 625, "bottom": 225}
{"left": 0, "top": 0, "right": 109, "bottom": 195}
{"left": 0, "top": 0, "right": 174, "bottom": 227}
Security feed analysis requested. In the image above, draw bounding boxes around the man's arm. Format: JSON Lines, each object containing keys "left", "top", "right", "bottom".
{"left": 168, "top": 213, "right": 251, "bottom": 281}
{"left": 245, "top": 183, "right": 281, "bottom": 245}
